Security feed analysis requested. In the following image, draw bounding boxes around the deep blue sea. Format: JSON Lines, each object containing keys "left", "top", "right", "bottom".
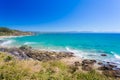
{"left": 1, "top": 33, "right": 120, "bottom": 66}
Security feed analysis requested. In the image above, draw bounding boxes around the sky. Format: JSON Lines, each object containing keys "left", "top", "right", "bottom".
{"left": 0, "top": 0, "right": 120, "bottom": 32}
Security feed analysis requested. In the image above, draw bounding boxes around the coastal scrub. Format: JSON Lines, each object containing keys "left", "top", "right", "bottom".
{"left": 0, "top": 52, "right": 115, "bottom": 80}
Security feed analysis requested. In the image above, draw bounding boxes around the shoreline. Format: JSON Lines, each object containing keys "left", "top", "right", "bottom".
{"left": 0, "top": 35, "right": 120, "bottom": 78}
{"left": 0, "top": 35, "right": 119, "bottom": 66}
{"left": 0, "top": 35, "right": 32, "bottom": 39}
{"left": 0, "top": 36, "right": 19, "bottom": 39}
{"left": 0, "top": 45, "right": 120, "bottom": 78}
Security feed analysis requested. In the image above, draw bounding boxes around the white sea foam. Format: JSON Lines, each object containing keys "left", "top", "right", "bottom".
{"left": 114, "top": 54, "right": 120, "bottom": 60}
{"left": 66, "top": 47, "right": 120, "bottom": 68}
{"left": 66, "top": 47, "right": 100, "bottom": 58}
{"left": 110, "top": 51, "right": 120, "bottom": 60}
{"left": 65, "top": 47, "right": 87, "bottom": 58}
{"left": 24, "top": 42, "right": 36, "bottom": 45}
{"left": 0, "top": 40, "right": 14, "bottom": 46}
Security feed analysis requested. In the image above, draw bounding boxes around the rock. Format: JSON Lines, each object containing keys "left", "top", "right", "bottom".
{"left": 101, "top": 54, "right": 107, "bottom": 56}
{"left": 82, "top": 59, "right": 96, "bottom": 65}
{"left": 74, "top": 61, "right": 81, "bottom": 66}
{"left": 19, "top": 45, "right": 32, "bottom": 51}
{"left": 82, "top": 59, "right": 96, "bottom": 71}
{"left": 0, "top": 47, "right": 74, "bottom": 61}
{"left": 98, "top": 63, "right": 117, "bottom": 70}
{"left": 103, "top": 70, "right": 120, "bottom": 78}
{"left": 82, "top": 64, "right": 92, "bottom": 71}
{"left": 98, "top": 62, "right": 103, "bottom": 65}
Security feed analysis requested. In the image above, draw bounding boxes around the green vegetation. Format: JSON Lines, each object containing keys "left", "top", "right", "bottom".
{"left": 0, "top": 27, "right": 32, "bottom": 36}
{"left": 0, "top": 27, "right": 13, "bottom": 36}
{"left": 0, "top": 52, "right": 115, "bottom": 80}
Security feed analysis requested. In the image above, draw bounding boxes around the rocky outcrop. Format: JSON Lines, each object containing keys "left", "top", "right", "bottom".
{"left": 103, "top": 70, "right": 120, "bottom": 78}
{"left": 98, "top": 62, "right": 120, "bottom": 78}
{"left": 23, "top": 50, "right": 74, "bottom": 61}
{"left": 81, "top": 59, "right": 96, "bottom": 71}
{"left": 0, "top": 46, "right": 74, "bottom": 61}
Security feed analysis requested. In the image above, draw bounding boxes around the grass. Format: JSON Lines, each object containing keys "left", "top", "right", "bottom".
{"left": 0, "top": 52, "right": 116, "bottom": 80}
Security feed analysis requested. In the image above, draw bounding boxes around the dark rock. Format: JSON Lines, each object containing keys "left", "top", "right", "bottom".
{"left": 82, "top": 64, "right": 93, "bottom": 71}
{"left": 98, "top": 62, "right": 103, "bottom": 65}
{"left": 82, "top": 59, "right": 96, "bottom": 65}
{"left": 0, "top": 47, "right": 74, "bottom": 61}
{"left": 103, "top": 70, "right": 120, "bottom": 78}
{"left": 19, "top": 45, "right": 32, "bottom": 51}
{"left": 82, "top": 59, "right": 96, "bottom": 71}
{"left": 101, "top": 54, "right": 107, "bottom": 56}
{"left": 74, "top": 61, "right": 81, "bottom": 66}
{"left": 98, "top": 63, "right": 117, "bottom": 70}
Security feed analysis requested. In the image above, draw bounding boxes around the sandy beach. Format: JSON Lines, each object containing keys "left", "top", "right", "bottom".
{"left": 0, "top": 36, "right": 17, "bottom": 39}
{"left": 0, "top": 35, "right": 31, "bottom": 39}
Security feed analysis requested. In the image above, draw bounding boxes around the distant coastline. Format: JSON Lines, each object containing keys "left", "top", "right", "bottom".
{"left": 0, "top": 27, "right": 33, "bottom": 36}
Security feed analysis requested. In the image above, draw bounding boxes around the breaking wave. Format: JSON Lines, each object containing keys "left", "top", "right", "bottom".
{"left": 114, "top": 54, "right": 120, "bottom": 60}
{"left": 0, "top": 40, "right": 15, "bottom": 46}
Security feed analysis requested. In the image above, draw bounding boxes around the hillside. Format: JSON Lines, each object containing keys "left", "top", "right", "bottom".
{"left": 0, "top": 27, "right": 33, "bottom": 36}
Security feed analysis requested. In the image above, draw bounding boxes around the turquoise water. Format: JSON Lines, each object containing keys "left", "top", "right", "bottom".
{"left": 1, "top": 33, "right": 120, "bottom": 65}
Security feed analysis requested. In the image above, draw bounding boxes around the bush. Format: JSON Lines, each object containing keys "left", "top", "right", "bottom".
{"left": 4, "top": 56, "right": 13, "bottom": 62}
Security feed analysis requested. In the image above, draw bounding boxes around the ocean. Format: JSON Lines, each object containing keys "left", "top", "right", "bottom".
{"left": 1, "top": 33, "right": 120, "bottom": 66}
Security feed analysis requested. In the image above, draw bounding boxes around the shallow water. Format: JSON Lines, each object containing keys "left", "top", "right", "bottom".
{"left": 1, "top": 33, "right": 120, "bottom": 66}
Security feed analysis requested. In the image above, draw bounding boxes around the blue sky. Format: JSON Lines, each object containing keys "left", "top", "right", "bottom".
{"left": 0, "top": 0, "right": 120, "bottom": 32}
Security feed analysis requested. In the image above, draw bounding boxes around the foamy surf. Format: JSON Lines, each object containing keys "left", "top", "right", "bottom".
{"left": 0, "top": 40, "right": 15, "bottom": 46}
{"left": 66, "top": 47, "right": 81, "bottom": 56}
{"left": 114, "top": 54, "right": 120, "bottom": 60}
{"left": 110, "top": 51, "right": 120, "bottom": 60}
{"left": 24, "top": 42, "right": 36, "bottom": 45}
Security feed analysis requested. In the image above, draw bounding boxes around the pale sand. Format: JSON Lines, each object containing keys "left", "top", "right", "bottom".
{"left": 0, "top": 36, "right": 18, "bottom": 39}
{"left": 0, "top": 35, "right": 30, "bottom": 39}
{"left": 61, "top": 56, "right": 102, "bottom": 73}
{"left": 61, "top": 57, "right": 82, "bottom": 65}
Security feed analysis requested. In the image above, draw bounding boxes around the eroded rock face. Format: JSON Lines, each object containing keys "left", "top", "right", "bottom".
{"left": 82, "top": 59, "right": 96, "bottom": 71}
